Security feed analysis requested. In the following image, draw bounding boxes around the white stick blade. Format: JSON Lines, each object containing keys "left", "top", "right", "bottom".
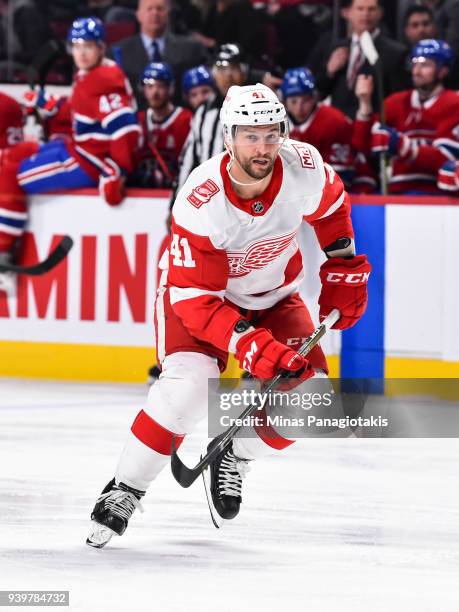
{"left": 360, "top": 31, "right": 379, "bottom": 66}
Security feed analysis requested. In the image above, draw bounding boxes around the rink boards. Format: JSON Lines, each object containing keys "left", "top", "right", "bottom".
{"left": 0, "top": 190, "right": 458, "bottom": 381}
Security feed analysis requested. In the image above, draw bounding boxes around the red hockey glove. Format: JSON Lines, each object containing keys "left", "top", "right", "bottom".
{"left": 98, "top": 162, "right": 125, "bottom": 206}
{"left": 235, "top": 327, "right": 314, "bottom": 380}
{"left": 23, "top": 89, "right": 62, "bottom": 117}
{"left": 437, "top": 160, "right": 459, "bottom": 191}
{"left": 371, "top": 122, "right": 418, "bottom": 161}
{"left": 319, "top": 255, "right": 371, "bottom": 330}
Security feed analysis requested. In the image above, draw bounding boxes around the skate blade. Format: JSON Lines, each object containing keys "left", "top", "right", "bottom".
{"left": 202, "top": 465, "right": 225, "bottom": 529}
{"left": 86, "top": 521, "right": 117, "bottom": 548}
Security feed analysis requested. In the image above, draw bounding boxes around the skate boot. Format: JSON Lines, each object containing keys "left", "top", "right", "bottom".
{"left": 86, "top": 478, "right": 145, "bottom": 548}
{"left": 207, "top": 440, "right": 251, "bottom": 522}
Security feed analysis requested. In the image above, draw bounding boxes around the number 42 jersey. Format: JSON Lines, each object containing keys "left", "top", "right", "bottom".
{"left": 67, "top": 59, "right": 140, "bottom": 180}
{"left": 165, "top": 139, "right": 355, "bottom": 352}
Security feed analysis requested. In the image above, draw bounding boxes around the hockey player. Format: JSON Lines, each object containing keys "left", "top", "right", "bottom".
{"left": 280, "top": 66, "right": 376, "bottom": 192}
{"left": 28, "top": 17, "right": 140, "bottom": 198}
{"left": 353, "top": 39, "right": 459, "bottom": 193}
{"left": 0, "top": 91, "right": 31, "bottom": 291}
{"left": 181, "top": 65, "right": 215, "bottom": 111}
{"left": 0, "top": 17, "right": 140, "bottom": 284}
{"left": 19, "top": 17, "right": 140, "bottom": 200}
{"left": 132, "top": 62, "right": 192, "bottom": 188}
{"left": 176, "top": 43, "right": 281, "bottom": 194}
{"left": 86, "top": 83, "right": 371, "bottom": 548}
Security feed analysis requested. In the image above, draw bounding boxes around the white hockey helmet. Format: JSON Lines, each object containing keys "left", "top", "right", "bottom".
{"left": 220, "top": 83, "right": 288, "bottom": 143}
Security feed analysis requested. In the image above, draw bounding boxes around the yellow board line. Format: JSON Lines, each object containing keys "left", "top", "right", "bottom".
{"left": 0, "top": 341, "right": 457, "bottom": 383}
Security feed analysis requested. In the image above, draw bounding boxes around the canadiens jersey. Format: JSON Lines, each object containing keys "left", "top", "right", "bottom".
{"left": 134, "top": 106, "right": 192, "bottom": 187}
{"left": 165, "top": 139, "right": 354, "bottom": 352}
{"left": 66, "top": 59, "right": 141, "bottom": 180}
{"left": 0, "top": 91, "right": 24, "bottom": 149}
{"left": 354, "top": 88, "right": 459, "bottom": 193}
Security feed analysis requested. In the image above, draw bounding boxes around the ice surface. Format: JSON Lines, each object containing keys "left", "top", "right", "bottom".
{"left": 1, "top": 379, "right": 459, "bottom": 612}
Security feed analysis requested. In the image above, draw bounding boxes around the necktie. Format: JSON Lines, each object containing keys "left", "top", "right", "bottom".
{"left": 347, "top": 41, "right": 362, "bottom": 89}
{"left": 151, "top": 40, "right": 162, "bottom": 62}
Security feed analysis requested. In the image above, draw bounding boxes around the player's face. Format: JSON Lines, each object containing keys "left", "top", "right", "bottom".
{"left": 404, "top": 13, "right": 436, "bottom": 45}
{"left": 411, "top": 58, "right": 440, "bottom": 89}
{"left": 285, "top": 94, "right": 316, "bottom": 124}
{"left": 137, "top": 0, "right": 169, "bottom": 37}
{"left": 342, "top": 0, "right": 382, "bottom": 35}
{"left": 143, "top": 80, "right": 171, "bottom": 109}
{"left": 71, "top": 41, "right": 105, "bottom": 71}
{"left": 213, "top": 65, "right": 245, "bottom": 96}
{"left": 232, "top": 125, "right": 282, "bottom": 180}
{"left": 187, "top": 85, "right": 214, "bottom": 110}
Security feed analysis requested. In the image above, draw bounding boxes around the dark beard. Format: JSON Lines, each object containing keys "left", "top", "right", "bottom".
{"left": 237, "top": 157, "right": 275, "bottom": 180}
{"left": 417, "top": 76, "right": 441, "bottom": 101}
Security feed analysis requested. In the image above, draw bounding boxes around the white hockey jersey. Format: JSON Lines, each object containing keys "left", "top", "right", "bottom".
{"left": 166, "top": 138, "right": 354, "bottom": 352}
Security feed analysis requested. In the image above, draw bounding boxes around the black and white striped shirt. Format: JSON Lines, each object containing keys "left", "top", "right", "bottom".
{"left": 176, "top": 93, "right": 225, "bottom": 192}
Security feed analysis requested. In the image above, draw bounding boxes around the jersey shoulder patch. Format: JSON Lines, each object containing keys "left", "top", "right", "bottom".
{"left": 291, "top": 141, "right": 316, "bottom": 168}
{"left": 186, "top": 178, "right": 220, "bottom": 209}
{"left": 281, "top": 139, "right": 325, "bottom": 193}
{"left": 173, "top": 153, "right": 227, "bottom": 235}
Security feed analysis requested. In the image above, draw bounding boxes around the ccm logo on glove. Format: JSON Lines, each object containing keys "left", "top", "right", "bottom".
{"left": 326, "top": 271, "right": 370, "bottom": 284}
{"left": 319, "top": 254, "right": 371, "bottom": 330}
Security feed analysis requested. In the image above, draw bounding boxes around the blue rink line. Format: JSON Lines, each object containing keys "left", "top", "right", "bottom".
{"left": 341, "top": 204, "right": 385, "bottom": 391}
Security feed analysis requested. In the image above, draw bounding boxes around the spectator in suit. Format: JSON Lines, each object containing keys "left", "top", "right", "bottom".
{"left": 308, "top": 0, "right": 410, "bottom": 119}
{"left": 111, "top": 0, "right": 209, "bottom": 107}
{"left": 403, "top": 5, "right": 437, "bottom": 45}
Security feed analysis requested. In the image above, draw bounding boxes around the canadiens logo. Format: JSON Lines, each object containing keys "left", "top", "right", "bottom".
{"left": 187, "top": 179, "right": 220, "bottom": 209}
{"left": 292, "top": 143, "right": 315, "bottom": 169}
{"left": 227, "top": 232, "right": 297, "bottom": 277}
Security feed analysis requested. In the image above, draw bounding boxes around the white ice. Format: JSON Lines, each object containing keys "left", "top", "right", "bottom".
{"left": 1, "top": 378, "right": 459, "bottom": 612}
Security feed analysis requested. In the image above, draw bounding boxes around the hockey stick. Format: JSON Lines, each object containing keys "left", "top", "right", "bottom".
{"left": 147, "top": 140, "right": 174, "bottom": 184}
{"left": 360, "top": 31, "right": 388, "bottom": 195}
{"left": 0, "top": 235, "right": 74, "bottom": 275}
{"left": 24, "top": 40, "right": 65, "bottom": 139}
{"left": 171, "top": 308, "right": 341, "bottom": 488}
{"left": 26, "top": 40, "right": 63, "bottom": 90}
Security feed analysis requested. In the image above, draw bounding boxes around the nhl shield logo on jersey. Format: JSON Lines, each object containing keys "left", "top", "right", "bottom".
{"left": 187, "top": 179, "right": 220, "bottom": 209}
{"left": 227, "top": 232, "right": 297, "bottom": 277}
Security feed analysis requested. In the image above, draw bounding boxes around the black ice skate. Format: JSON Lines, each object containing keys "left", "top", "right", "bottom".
{"left": 203, "top": 439, "right": 251, "bottom": 528}
{"left": 86, "top": 478, "right": 145, "bottom": 548}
